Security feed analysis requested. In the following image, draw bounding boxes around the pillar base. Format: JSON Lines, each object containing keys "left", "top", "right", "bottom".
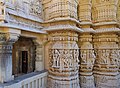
{"left": 80, "top": 75, "right": 95, "bottom": 88}
{"left": 48, "top": 76, "right": 80, "bottom": 88}
{"left": 94, "top": 74, "right": 119, "bottom": 88}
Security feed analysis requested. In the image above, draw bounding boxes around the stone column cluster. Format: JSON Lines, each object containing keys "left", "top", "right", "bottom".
{"left": 42, "top": 0, "right": 120, "bottom": 88}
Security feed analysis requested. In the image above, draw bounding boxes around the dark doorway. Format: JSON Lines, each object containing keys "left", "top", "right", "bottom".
{"left": 22, "top": 51, "right": 28, "bottom": 73}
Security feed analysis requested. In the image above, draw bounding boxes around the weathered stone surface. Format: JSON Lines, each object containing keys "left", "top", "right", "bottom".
{"left": 0, "top": 0, "right": 120, "bottom": 88}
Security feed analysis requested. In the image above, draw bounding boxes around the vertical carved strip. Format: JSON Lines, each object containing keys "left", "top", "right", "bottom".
{"left": 78, "top": 0, "right": 92, "bottom": 22}
{"left": 79, "top": 34, "right": 95, "bottom": 88}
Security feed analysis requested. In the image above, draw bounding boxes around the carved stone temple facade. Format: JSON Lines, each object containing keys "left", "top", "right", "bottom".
{"left": 0, "top": 0, "right": 120, "bottom": 88}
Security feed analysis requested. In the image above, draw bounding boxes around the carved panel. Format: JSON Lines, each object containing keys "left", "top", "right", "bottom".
{"left": 92, "top": 0, "right": 118, "bottom": 23}
{"left": 43, "top": 0, "right": 78, "bottom": 20}
{"left": 5, "top": 0, "right": 42, "bottom": 19}
{"left": 78, "top": 0, "right": 92, "bottom": 22}
{"left": 50, "top": 49, "right": 79, "bottom": 70}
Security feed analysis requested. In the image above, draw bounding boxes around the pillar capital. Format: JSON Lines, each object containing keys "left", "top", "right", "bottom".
{"left": 0, "top": 32, "right": 19, "bottom": 44}
{"left": 0, "top": 32, "right": 19, "bottom": 83}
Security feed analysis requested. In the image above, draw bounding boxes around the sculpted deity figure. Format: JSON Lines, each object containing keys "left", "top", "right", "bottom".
{"left": 52, "top": 49, "right": 60, "bottom": 68}
{"left": 110, "top": 50, "right": 119, "bottom": 66}
{"left": 88, "top": 50, "right": 96, "bottom": 68}
{"left": 100, "top": 50, "right": 108, "bottom": 64}
{"left": 81, "top": 50, "right": 87, "bottom": 64}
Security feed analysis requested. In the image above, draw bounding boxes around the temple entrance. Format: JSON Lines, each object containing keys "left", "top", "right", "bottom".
{"left": 12, "top": 36, "right": 36, "bottom": 76}
{"left": 22, "top": 51, "right": 28, "bottom": 73}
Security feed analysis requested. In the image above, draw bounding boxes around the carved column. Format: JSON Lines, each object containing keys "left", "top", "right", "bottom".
{"left": 92, "top": 0, "right": 120, "bottom": 87}
{"left": 47, "top": 31, "right": 80, "bottom": 88}
{"left": 79, "top": 34, "right": 95, "bottom": 88}
{"left": 78, "top": 0, "right": 95, "bottom": 87}
{"left": 0, "top": 32, "right": 19, "bottom": 83}
{"left": 93, "top": 33, "right": 119, "bottom": 88}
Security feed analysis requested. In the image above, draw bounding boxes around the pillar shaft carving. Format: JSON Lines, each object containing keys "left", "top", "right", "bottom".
{"left": 0, "top": 32, "right": 19, "bottom": 83}
{"left": 43, "top": 0, "right": 78, "bottom": 21}
{"left": 92, "top": 0, "right": 118, "bottom": 23}
{"left": 79, "top": 34, "right": 95, "bottom": 88}
{"left": 93, "top": 33, "right": 119, "bottom": 88}
{"left": 47, "top": 31, "right": 80, "bottom": 88}
{"left": 117, "top": 0, "right": 120, "bottom": 27}
{"left": 78, "top": 0, "right": 92, "bottom": 22}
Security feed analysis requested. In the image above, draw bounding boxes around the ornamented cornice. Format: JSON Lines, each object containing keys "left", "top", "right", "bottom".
{"left": 48, "top": 31, "right": 78, "bottom": 41}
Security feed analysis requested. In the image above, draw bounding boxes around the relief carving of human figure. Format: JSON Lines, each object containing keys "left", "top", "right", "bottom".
{"left": 52, "top": 49, "right": 60, "bottom": 68}
{"left": 88, "top": 50, "right": 96, "bottom": 68}
{"left": 110, "top": 50, "right": 119, "bottom": 66}
{"left": 81, "top": 50, "right": 87, "bottom": 64}
{"left": 100, "top": 50, "right": 108, "bottom": 64}
{"left": 63, "top": 50, "right": 70, "bottom": 68}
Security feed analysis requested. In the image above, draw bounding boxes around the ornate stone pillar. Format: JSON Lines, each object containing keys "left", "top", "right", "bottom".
{"left": 92, "top": 0, "right": 120, "bottom": 87}
{"left": 0, "top": 32, "right": 19, "bottom": 83}
{"left": 47, "top": 31, "right": 80, "bottom": 88}
{"left": 78, "top": 0, "right": 95, "bottom": 87}
{"left": 93, "top": 33, "right": 120, "bottom": 88}
{"left": 79, "top": 34, "right": 95, "bottom": 88}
